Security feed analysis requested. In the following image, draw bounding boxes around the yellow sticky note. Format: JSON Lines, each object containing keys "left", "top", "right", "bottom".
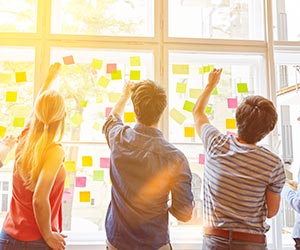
{"left": 226, "top": 118, "right": 237, "bottom": 129}
{"left": 96, "top": 96, "right": 103, "bottom": 103}
{"left": 130, "top": 56, "right": 141, "bottom": 66}
{"left": 15, "top": 72, "right": 27, "bottom": 83}
{"left": 13, "top": 117, "right": 25, "bottom": 127}
{"left": 80, "top": 100, "right": 88, "bottom": 108}
{"left": 108, "top": 92, "right": 121, "bottom": 103}
{"left": 184, "top": 127, "right": 195, "bottom": 138}
{"left": 111, "top": 70, "right": 122, "bottom": 80}
{"left": 183, "top": 100, "right": 195, "bottom": 112}
{"left": 91, "top": 58, "right": 103, "bottom": 69}
{"left": 0, "top": 126, "right": 7, "bottom": 138}
{"left": 199, "top": 67, "right": 205, "bottom": 74}
{"left": 70, "top": 113, "right": 83, "bottom": 126}
{"left": 203, "top": 65, "right": 210, "bottom": 73}
{"left": 130, "top": 70, "right": 141, "bottom": 80}
{"left": 79, "top": 191, "right": 91, "bottom": 202}
{"left": 64, "top": 161, "right": 76, "bottom": 172}
{"left": 82, "top": 156, "right": 93, "bottom": 167}
{"left": 6, "top": 91, "right": 17, "bottom": 102}
{"left": 64, "top": 175, "right": 70, "bottom": 188}
{"left": 189, "top": 88, "right": 202, "bottom": 98}
{"left": 97, "top": 76, "right": 110, "bottom": 88}
{"left": 212, "top": 88, "right": 218, "bottom": 95}
{"left": 172, "top": 64, "right": 189, "bottom": 74}
{"left": 93, "top": 122, "right": 101, "bottom": 130}
{"left": 176, "top": 82, "right": 187, "bottom": 94}
{"left": 170, "top": 108, "right": 186, "bottom": 125}
{"left": 205, "top": 106, "right": 212, "bottom": 115}
{"left": 124, "top": 112, "right": 135, "bottom": 123}
{"left": 237, "top": 83, "right": 249, "bottom": 93}
{"left": 0, "top": 73, "right": 12, "bottom": 83}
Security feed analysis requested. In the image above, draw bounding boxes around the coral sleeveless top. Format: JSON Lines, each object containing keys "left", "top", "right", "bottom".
{"left": 3, "top": 127, "right": 66, "bottom": 241}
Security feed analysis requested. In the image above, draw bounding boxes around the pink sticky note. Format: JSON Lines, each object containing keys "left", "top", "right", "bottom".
{"left": 105, "top": 107, "right": 112, "bottom": 117}
{"left": 75, "top": 176, "right": 87, "bottom": 187}
{"left": 63, "top": 55, "right": 75, "bottom": 65}
{"left": 63, "top": 191, "right": 72, "bottom": 202}
{"left": 227, "top": 98, "right": 238, "bottom": 109}
{"left": 100, "top": 157, "right": 110, "bottom": 168}
{"left": 106, "top": 63, "right": 117, "bottom": 73}
{"left": 226, "top": 131, "right": 237, "bottom": 136}
{"left": 199, "top": 153, "right": 205, "bottom": 164}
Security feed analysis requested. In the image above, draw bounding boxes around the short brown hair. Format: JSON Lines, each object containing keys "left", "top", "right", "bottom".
{"left": 236, "top": 95, "right": 278, "bottom": 144}
{"left": 131, "top": 80, "right": 167, "bottom": 126}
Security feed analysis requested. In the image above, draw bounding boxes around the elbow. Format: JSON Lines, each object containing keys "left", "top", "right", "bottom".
{"left": 169, "top": 204, "right": 194, "bottom": 222}
{"left": 32, "top": 196, "right": 47, "bottom": 211}
{"left": 267, "top": 207, "right": 279, "bottom": 218}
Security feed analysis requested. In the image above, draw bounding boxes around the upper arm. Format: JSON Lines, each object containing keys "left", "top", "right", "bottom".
{"left": 266, "top": 190, "right": 281, "bottom": 218}
{"left": 33, "top": 146, "right": 65, "bottom": 202}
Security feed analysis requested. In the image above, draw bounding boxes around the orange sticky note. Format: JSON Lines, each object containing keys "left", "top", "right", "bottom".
{"left": 79, "top": 191, "right": 90, "bottom": 202}
{"left": 15, "top": 72, "right": 27, "bottom": 83}
{"left": 130, "top": 56, "right": 141, "bottom": 66}
{"left": 226, "top": 118, "right": 237, "bottom": 129}
{"left": 91, "top": 58, "right": 103, "bottom": 69}
{"left": 63, "top": 55, "right": 75, "bottom": 65}
{"left": 0, "top": 126, "right": 7, "bottom": 138}
{"left": 13, "top": 117, "right": 25, "bottom": 127}
{"left": 6, "top": 91, "right": 17, "bottom": 102}
{"left": 184, "top": 127, "right": 195, "bottom": 138}
{"left": 64, "top": 161, "right": 76, "bottom": 172}
{"left": 124, "top": 112, "right": 135, "bottom": 123}
{"left": 106, "top": 63, "right": 117, "bottom": 73}
{"left": 82, "top": 156, "right": 93, "bottom": 167}
{"left": 130, "top": 70, "right": 140, "bottom": 80}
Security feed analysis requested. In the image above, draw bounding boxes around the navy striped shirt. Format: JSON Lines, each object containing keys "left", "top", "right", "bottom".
{"left": 201, "top": 124, "right": 286, "bottom": 234}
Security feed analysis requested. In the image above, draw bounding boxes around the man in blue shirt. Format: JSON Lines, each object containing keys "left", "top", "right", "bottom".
{"left": 102, "top": 80, "right": 194, "bottom": 250}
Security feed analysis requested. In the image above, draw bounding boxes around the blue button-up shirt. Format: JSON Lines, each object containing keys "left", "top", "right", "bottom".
{"left": 102, "top": 114, "right": 194, "bottom": 250}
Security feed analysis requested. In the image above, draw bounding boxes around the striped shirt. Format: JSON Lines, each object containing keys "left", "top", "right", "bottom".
{"left": 201, "top": 124, "right": 286, "bottom": 234}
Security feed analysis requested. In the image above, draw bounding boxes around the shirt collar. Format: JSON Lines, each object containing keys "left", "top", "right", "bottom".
{"left": 133, "top": 123, "right": 163, "bottom": 138}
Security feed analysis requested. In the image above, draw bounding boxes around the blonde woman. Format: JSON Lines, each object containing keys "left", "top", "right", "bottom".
{"left": 0, "top": 63, "right": 67, "bottom": 250}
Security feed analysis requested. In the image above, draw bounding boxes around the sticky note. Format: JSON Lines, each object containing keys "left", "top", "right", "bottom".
{"left": 91, "top": 58, "right": 103, "bottom": 69}
{"left": 0, "top": 73, "right": 12, "bottom": 83}
{"left": 93, "top": 122, "right": 101, "bottom": 130}
{"left": 176, "top": 82, "right": 187, "bottom": 94}
{"left": 82, "top": 156, "right": 93, "bottom": 167}
{"left": 184, "top": 126, "right": 195, "bottom": 138}
{"left": 208, "top": 64, "right": 214, "bottom": 71}
{"left": 106, "top": 63, "right": 117, "bottom": 73}
{"left": 211, "top": 88, "right": 218, "bottom": 95}
{"left": 108, "top": 92, "right": 121, "bottom": 103}
{"left": 70, "top": 113, "right": 83, "bottom": 126}
{"left": 80, "top": 100, "right": 88, "bottom": 108}
{"left": 63, "top": 190, "right": 72, "bottom": 201}
{"left": 203, "top": 65, "right": 210, "bottom": 73}
{"left": 13, "top": 117, "right": 25, "bottom": 127}
{"left": 237, "top": 83, "right": 249, "bottom": 93}
{"left": 6, "top": 91, "right": 17, "bottom": 102}
{"left": 111, "top": 70, "right": 122, "bottom": 80}
{"left": 227, "top": 98, "right": 238, "bottom": 108}
{"left": 189, "top": 88, "right": 202, "bottom": 98}
{"left": 97, "top": 76, "right": 110, "bottom": 88}
{"left": 172, "top": 64, "right": 189, "bottom": 74}
{"left": 73, "top": 65, "right": 82, "bottom": 73}
{"left": 96, "top": 96, "right": 103, "bottom": 103}
{"left": 64, "top": 161, "right": 76, "bottom": 172}
{"left": 100, "top": 157, "right": 110, "bottom": 168}
{"left": 226, "top": 131, "right": 237, "bottom": 136}
{"left": 205, "top": 106, "right": 212, "bottom": 115}
{"left": 105, "top": 107, "right": 112, "bottom": 117}
{"left": 183, "top": 100, "right": 195, "bottom": 112}
{"left": 130, "top": 56, "right": 141, "bottom": 66}
{"left": 79, "top": 191, "right": 90, "bottom": 202}
{"left": 226, "top": 118, "right": 237, "bottom": 129}
{"left": 0, "top": 126, "right": 6, "bottom": 138}
{"left": 93, "top": 170, "right": 104, "bottom": 181}
{"left": 15, "top": 72, "right": 27, "bottom": 83}
{"left": 64, "top": 176, "right": 70, "bottom": 188}
{"left": 130, "top": 70, "right": 140, "bottom": 80}
{"left": 199, "top": 67, "right": 205, "bottom": 74}
{"left": 75, "top": 177, "right": 87, "bottom": 187}
{"left": 199, "top": 153, "right": 205, "bottom": 164}
{"left": 63, "top": 55, "right": 75, "bottom": 65}
{"left": 124, "top": 112, "right": 135, "bottom": 123}
{"left": 170, "top": 108, "right": 186, "bottom": 125}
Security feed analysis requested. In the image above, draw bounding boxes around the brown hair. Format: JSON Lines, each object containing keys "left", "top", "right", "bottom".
{"left": 131, "top": 80, "right": 167, "bottom": 126}
{"left": 236, "top": 95, "right": 277, "bottom": 144}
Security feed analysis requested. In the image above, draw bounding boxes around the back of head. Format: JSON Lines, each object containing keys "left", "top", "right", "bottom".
{"left": 131, "top": 80, "right": 167, "bottom": 126}
{"left": 236, "top": 95, "right": 278, "bottom": 144}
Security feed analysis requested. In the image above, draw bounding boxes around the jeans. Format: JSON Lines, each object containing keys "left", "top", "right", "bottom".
{"left": 202, "top": 235, "right": 267, "bottom": 250}
{"left": 106, "top": 240, "right": 172, "bottom": 250}
{"left": 0, "top": 229, "right": 50, "bottom": 250}
{"left": 294, "top": 238, "right": 300, "bottom": 250}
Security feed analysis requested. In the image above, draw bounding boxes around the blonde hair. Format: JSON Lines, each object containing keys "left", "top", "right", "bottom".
{"left": 18, "top": 90, "right": 66, "bottom": 191}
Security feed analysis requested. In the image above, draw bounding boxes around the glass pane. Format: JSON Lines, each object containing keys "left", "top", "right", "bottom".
{"left": 273, "top": 0, "right": 300, "bottom": 41}
{"left": 0, "top": 0, "right": 37, "bottom": 32}
{"left": 168, "top": 0, "right": 264, "bottom": 40}
{"left": 50, "top": 48, "right": 154, "bottom": 142}
{"left": 51, "top": 0, "right": 154, "bottom": 37}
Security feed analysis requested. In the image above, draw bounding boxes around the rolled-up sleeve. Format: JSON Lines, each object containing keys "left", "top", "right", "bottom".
{"left": 282, "top": 185, "right": 300, "bottom": 214}
{"left": 102, "top": 114, "right": 123, "bottom": 148}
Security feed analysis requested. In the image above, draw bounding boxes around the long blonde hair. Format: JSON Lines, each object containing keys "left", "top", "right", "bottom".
{"left": 17, "top": 89, "right": 66, "bottom": 191}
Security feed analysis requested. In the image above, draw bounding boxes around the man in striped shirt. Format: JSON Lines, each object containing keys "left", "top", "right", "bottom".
{"left": 192, "top": 68, "right": 286, "bottom": 250}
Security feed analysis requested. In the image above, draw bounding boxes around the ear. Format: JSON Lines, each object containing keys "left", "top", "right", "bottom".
{"left": 134, "top": 107, "right": 140, "bottom": 117}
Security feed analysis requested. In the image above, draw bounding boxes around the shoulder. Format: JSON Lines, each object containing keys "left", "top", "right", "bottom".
{"left": 45, "top": 144, "right": 65, "bottom": 162}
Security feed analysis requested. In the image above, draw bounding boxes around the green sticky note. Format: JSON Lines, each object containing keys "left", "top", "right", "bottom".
{"left": 93, "top": 170, "right": 104, "bottom": 181}
{"left": 13, "top": 117, "right": 25, "bottom": 127}
{"left": 111, "top": 70, "right": 122, "bottom": 80}
{"left": 70, "top": 113, "right": 83, "bottom": 126}
{"left": 176, "top": 82, "right": 187, "bottom": 94}
{"left": 183, "top": 100, "right": 195, "bottom": 112}
{"left": 130, "top": 56, "right": 141, "bottom": 66}
{"left": 237, "top": 83, "right": 249, "bottom": 93}
{"left": 15, "top": 72, "right": 27, "bottom": 83}
{"left": 130, "top": 70, "right": 141, "bottom": 80}
{"left": 82, "top": 156, "right": 93, "bottom": 167}
{"left": 212, "top": 88, "right": 218, "bottom": 95}
{"left": 170, "top": 108, "right": 186, "bottom": 125}
{"left": 189, "top": 88, "right": 202, "bottom": 98}
{"left": 6, "top": 91, "right": 17, "bottom": 102}
{"left": 205, "top": 106, "right": 212, "bottom": 114}
{"left": 0, "top": 126, "right": 7, "bottom": 138}
{"left": 91, "top": 58, "right": 103, "bottom": 69}
{"left": 172, "top": 64, "right": 189, "bottom": 74}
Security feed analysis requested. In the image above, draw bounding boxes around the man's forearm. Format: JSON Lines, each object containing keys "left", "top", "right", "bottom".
{"left": 111, "top": 94, "right": 130, "bottom": 116}
{"left": 192, "top": 84, "right": 215, "bottom": 116}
